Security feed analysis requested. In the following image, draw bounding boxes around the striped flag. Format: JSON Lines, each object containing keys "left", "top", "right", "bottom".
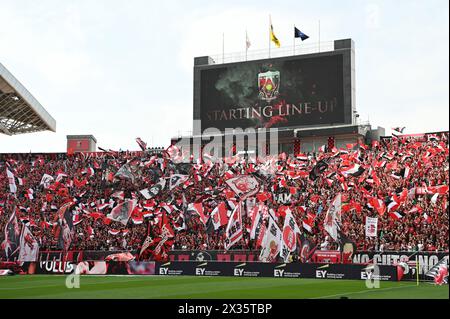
{"left": 389, "top": 211, "right": 405, "bottom": 220}
{"left": 224, "top": 202, "right": 243, "bottom": 251}
{"left": 135, "top": 137, "right": 147, "bottom": 151}
{"left": 302, "top": 212, "right": 315, "bottom": 233}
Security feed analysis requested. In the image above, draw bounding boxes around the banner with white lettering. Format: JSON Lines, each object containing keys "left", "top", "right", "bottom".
{"left": 365, "top": 217, "right": 378, "bottom": 238}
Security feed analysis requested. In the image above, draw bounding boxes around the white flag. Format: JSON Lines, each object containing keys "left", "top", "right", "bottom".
{"left": 18, "top": 224, "right": 39, "bottom": 262}
{"left": 323, "top": 193, "right": 342, "bottom": 241}
{"left": 259, "top": 217, "right": 282, "bottom": 262}
{"left": 224, "top": 202, "right": 243, "bottom": 250}
{"left": 280, "top": 211, "right": 301, "bottom": 262}
{"left": 6, "top": 168, "right": 17, "bottom": 193}
{"left": 40, "top": 174, "right": 54, "bottom": 189}
{"left": 246, "top": 31, "right": 251, "bottom": 49}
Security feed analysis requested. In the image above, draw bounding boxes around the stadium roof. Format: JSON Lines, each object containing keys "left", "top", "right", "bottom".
{"left": 0, "top": 62, "right": 56, "bottom": 135}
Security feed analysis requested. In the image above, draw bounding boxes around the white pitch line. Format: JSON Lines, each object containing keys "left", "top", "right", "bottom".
{"left": 313, "top": 284, "right": 416, "bottom": 299}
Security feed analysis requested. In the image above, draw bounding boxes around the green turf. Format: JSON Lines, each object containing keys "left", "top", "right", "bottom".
{"left": 0, "top": 275, "right": 448, "bottom": 299}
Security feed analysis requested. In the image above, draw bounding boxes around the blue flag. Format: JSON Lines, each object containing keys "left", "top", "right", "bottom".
{"left": 294, "top": 27, "right": 309, "bottom": 41}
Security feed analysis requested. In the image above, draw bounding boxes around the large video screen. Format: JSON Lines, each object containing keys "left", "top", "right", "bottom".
{"left": 199, "top": 54, "right": 344, "bottom": 131}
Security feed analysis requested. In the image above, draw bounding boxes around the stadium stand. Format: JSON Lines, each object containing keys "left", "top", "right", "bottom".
{"left": 0, "top": 132, "right": 448, "bottom": 262}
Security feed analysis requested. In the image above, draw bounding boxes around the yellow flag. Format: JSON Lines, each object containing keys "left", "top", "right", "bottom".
{"left": 270, "top": 17, "right": 281, "bottom": 48}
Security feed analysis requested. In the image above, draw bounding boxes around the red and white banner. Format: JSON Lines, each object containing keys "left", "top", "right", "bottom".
{"left": 187, "top": 202, "right": 208, "bottom": 225}
{"left": 365, "top": 216, "right": 378, "bottom": 238}
{"left": 18, "top": 225, "right": 39, "bottom": 262}
{"left": 107, "top": 199, "right": 137, "bottom": 225}
{"left": 323, "top": 193, "right": 342, "bottom": 241}
{"left": 224, "top": 202, "right": 243, "bottom": 251}
{"left": 210, "top": 202, "right": 229, "bottom": 230}
{"left": 280, "top": 211, "right": 301, "bottom": 262}
{"left": 259, "top": 217, "right": 282, "bottom": 262}
{"left": 225, "top": 175, "right": 260, "bottom": 200}
{"left": 1, "top": 207, "right": 21, "bottom": 259}
{"left": 250, "top": 204, "right": 267, "bottom": 248}
{"left": 135, "top": 137, "right": 147, "bottom": 151}
{"left": 6, "top": 168, "right": 17, "bottom": 193}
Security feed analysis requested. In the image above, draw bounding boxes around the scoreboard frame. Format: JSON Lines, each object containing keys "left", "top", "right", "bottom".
{"left": 193, "top": 38, "right": 355, "bottom": 134}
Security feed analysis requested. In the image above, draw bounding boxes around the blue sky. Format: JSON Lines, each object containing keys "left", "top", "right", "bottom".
{"left": 0, "top": 0, "right": 448, "bottom": 152}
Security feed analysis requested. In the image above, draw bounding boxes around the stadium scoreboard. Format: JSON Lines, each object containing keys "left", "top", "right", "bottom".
{"left": 193, "top": 39, "right": 355, "bottom": 133}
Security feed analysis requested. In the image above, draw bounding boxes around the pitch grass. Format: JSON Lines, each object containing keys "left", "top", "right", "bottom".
{"left": 0, "top": 275, "right": 448, "bottom": 299}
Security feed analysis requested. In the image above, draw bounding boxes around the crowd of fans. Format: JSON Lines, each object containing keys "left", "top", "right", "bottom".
{"left": 0, "top": 132, "right": 448, "bottom": 262}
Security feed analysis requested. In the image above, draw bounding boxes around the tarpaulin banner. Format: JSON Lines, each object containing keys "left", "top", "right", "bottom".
{"left": 352, "top": 251, "right": 449, "bottom": 276}
{"left": 2, "top": 260, "right": 156, "bottom": 275}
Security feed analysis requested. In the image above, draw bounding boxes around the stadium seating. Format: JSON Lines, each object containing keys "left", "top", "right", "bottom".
{"left": 0, "top": 132, "right": 448, "bottom": 262}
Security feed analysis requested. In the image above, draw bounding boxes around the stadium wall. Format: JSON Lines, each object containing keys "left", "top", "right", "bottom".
{"left": 3, "top": 249, "right": 446, "bottom": 278}
{"left": 0, "top": 260, "right": 403, "bottom": 281}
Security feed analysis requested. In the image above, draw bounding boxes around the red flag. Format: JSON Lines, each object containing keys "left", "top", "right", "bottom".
{"left": 106, "top": 200, "right": 137, "bottom": 225}
{"left": 302, "top": 213, "right": 315, "bottom": 233}
{"left": 256, "top": 192, "right": 271, "bottom": 202}
{"left": 188, "top": 202, "right": 208, "bottom": 225}
{"left": 210, "top": 202, "right": 229, "bottom": 230}
{"left": 368, "top": 197, "right": 386, "bottom": 216}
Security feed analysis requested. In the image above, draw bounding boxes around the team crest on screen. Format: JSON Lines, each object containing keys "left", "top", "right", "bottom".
{"left": 258, "top": 70, "right": 280, "bottom": 102}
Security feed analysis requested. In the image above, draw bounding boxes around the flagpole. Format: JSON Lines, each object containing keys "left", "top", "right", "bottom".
{"left": 318, "top": 20, "right": 321, "bottom": 53}
{"left": 416, "top": 257, "right": 420, "bottom": 286}
{"left": 222, "top": 32, "right": 225, "bottom": 63}
{"left": 245, "top": 29, "right": 248, "bottom": 61}
{"left": 268, "top": 15, "right": 271, "bottom": 58}
{"left": 293, "top": 24, "right": 295, "bottom": 56}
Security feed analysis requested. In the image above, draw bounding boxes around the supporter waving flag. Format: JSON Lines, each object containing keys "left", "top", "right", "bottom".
{"left": 323, "top": 193, "right": 342, "bottom": 241}
{"left": 1, "top": 206, "right": 21, "bottom": 260}
{"left": 135, "top": 137, "right": 147, "bottom": 151}
{"left": 114, "top": 163, "right": 135, "bottom": 183}
{"left": 140, "top": 178, "right": 166, "bottom": 199}
{"left": 187, "top": 202, "right": 208, "bottom": 225}
{"left": 6, "top": 167, "right": 17, "bottom": 193}
{"left": 224, "top": 202, "right": 243, "bottom": 251}
{"left": 139, "top": 212, "right": 174, "bottom": 261}
{"left": 107, "top": 199, "right": 137, "bottom": 225}
{"left": 169, "top": 174, "right": 189, "bottom": 190}
{"left": 40, "top": 173, "right": 54, "bottom": 189}
{"left": 225, "top": 175, "right": 260, "bottom": 200}
{"left": 55, "top": 202, "right": 75, "bottom": 251}
{"left": 18, "top": 224, "right": 39, "bottom": 262}
{"left": 210, "top": 202, "right": 229, "bottom": 230}
{"left": 250, "top": 204, "right": 267, "bottom": 248}
{"left": 280, "top": 211, "right": 301, "bottom": 262}
{"left": 259, "top": 216, "right": 282, "bottom": 262}
{"left": 425, "top": 257, "right": 448, "bottom": 285}
{"left": 302, "top": 212, "right": 316, "bottom": 233}
{"left": 309, "top": 159, "right": 328, "bottom": 180}
{"left": 340, "top": 163, "right": 365, "bottom": 177}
